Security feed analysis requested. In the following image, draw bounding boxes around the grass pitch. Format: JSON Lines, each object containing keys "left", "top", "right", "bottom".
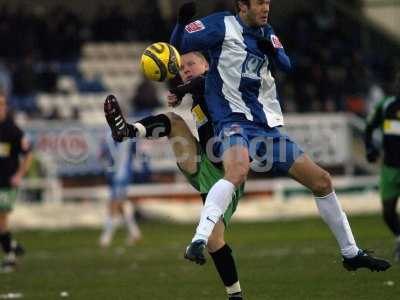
{"left": 1, "top": 214, "right": 399, "bottom": 299}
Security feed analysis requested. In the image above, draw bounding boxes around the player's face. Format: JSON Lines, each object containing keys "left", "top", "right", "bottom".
{"left": 240, "top": 0, "right": 270, "bottom": 27}
{"left": 0, "top": 96, "right": 7, "bottom": 121}
{"left": 180, "top": 53, "right": 209, "bottom": 82}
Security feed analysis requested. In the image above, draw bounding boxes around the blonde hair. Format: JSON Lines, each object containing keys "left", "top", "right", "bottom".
{"left": 191, "top": 51, "right": 207, "bottom": 62}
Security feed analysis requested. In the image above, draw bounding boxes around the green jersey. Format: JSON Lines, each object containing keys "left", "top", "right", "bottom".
{"left": 365, "top": 96, "right": 400, "bottom": 168}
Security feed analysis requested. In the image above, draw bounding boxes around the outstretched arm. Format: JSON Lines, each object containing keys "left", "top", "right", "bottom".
{"left": 11, "top": 137, "right": 33, "bottom": 187}
{"left": 170, "top": 2, "right": 197, "bottom": 51}
{"left": 168, "top": 75, "right": 206, "bottom": 107}
{"left": 364, "top": 99, "right": 385, "bottom": 162}
{"left": 273, "top": 48, "right": 291, "bottom": 72}
{"left": 170, "top": 3, "right": 225, "bottom": 54}
{"left": 258, "top": 25, "right": 291, "bottom": 72}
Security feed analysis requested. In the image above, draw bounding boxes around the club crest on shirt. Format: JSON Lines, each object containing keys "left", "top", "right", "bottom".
{"left": 270, "top": 34, "right": 283, "bottom": 49}
{"left": 223, "top": 124, "right": 243, "bottom": 138}
{"left": 185, "top": 20, "right": 205, "bottom": 33}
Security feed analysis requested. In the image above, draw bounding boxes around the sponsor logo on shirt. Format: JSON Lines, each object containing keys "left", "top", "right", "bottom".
{"left": 185, "top": 20, "right": 205, "bottom": 33}
{"left": 242, "top": 53, "right": 265, "bottom": 80}
{"left": 270, "top": 34, "right": 283, "bottom": 49}
{"left": 191, "top": 104, "right": 208, "bottom": 128}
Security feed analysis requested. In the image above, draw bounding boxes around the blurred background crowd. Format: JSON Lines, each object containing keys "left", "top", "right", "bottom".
{"left": 0, "top": 0, "right": 398, "bottom": 120}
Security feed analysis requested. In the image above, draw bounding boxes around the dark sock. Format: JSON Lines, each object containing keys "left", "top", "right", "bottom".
{"left": 135, "top": 114, "right": 171, "bottom": 138}
{"left": 0, "top": 232, "right": 12, "bottom": 253}
{"left": 382, "top": 198, "right": 400, "bottom": 236}
{"left": 229, "top": 292, "right": 243, "bottom": 299}
{"left": 125, "top": 123, "right": 138, "bottom": 138}
{"left": 210, "top": 244, "right": 239, "bottom": 287}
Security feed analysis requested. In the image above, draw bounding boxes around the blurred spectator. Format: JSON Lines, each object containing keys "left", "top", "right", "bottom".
{"left": 12, "top": 58, "right": 36, "bottom": 98}
{"left": 10, "top": 55, "right": 38, "bottom": 114}
{"left": 46, "top": 107, "right": 62, "bottom": 120}
{"left": 99, "top": 134, "right": 142, "bottom": 248}
{"left": 130, "top": 77, "right": 162, "bottom": 116}
{"left": 36, "top": 63, "right": 58, "bottom": 93}
{"left": 0, "top": 62, "right": 11, "bottom": 98}
{"left": 92, "top": 5, "right": 130, "bottom": 41}
{"left": 131, "top": 1, "right": 168, "bottom": 41}
{"left": 212, "top": 0, "right": 233, "bottom": 12}
{"left": 0, "top": 1, "right": 397, "bottom": 117}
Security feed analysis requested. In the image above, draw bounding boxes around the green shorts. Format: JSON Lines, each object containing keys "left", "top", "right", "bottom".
{"left": 179, "top": 151, "right": 244, "bottom": 226}
{"left": 380, "top": 165, "right": 400, "bottom": 201}
{"left": 0, "top": 188, "right": 17, "bottom": 212}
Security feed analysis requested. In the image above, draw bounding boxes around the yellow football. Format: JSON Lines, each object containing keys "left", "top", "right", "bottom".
{"left": 140, "top": 42, "right": 181, "bottom": 82}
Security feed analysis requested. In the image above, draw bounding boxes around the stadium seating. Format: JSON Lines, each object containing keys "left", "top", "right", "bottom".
{"left": 36, "top": 42, "right": 165, "bottom": 123}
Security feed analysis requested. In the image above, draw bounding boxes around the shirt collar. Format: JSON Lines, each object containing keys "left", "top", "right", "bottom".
{"left": 235, "top": 14, "right": 263, "bottom": 35}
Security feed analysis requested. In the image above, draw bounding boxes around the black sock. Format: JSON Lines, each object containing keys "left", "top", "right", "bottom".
{"left": 210, "top": 244, "right": 239, "bottom": 288}
{"left": 382, "top": 198, "right": 400, "bottom": 236}
{"left": 0, "top": 231, "right": 12, "bottom": 253}
{"left": 135, "top": 114, "right": 171, "bottom": 138}
{"left": 229, "top": 292, "right": 243, "bottom": 299}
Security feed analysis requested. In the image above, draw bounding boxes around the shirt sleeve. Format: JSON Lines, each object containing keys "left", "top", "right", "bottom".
{"left": 14, "top": 126, "right": 32, "bottom": 155}
{"left": 170, "top": 14, "right": 226, "bottom": 54}
{"left": 264, "top": 25, "right": 291, "bottom": 72}
{"left": 176, "top": 75, "right": 205, "bottom": 96}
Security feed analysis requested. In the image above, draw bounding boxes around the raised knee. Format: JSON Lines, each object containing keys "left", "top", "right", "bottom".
{"left": 312, "top": 171, "right": 333, "bottom": 196}
{"left": 165, "top": 112, "right": 184, "bottom": 127}
{"left": 226, "top": 173, "right": 247, "bottom": 187}
{"left": 225, "top": 163, "right": 249, "bottom": 187}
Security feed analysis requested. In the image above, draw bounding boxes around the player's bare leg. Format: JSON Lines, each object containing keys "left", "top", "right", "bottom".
{"left": 123, "top": 200, "right": 142, "bottom": 246}
{"left": 382, "top": 197, "right": 400, "bottom": 261}
{"left": 100, "top": 201, "right": 121, "bottom": 247}
{"left": 187, "top": 145, "right": 249, "bottom": 264}
{"left": 207, "top": 221, "right": 225, "bottom": 253}
{"left": 192, "top": 145, "right": 249, "bottom": 241}
{"left": 0, "top": 213, "right": 8, "bottom": 233}
{"left": 163, "top": 114, "right": 243, "bottom": 298}
{"left": 0, "top": 213, "right": 24, "bottom": 272}
{"left": 104, "top": 95, "right": 243, "bottom": 296}
{"left": 289, "top": 153, "right": 391, "bottom": 271}
{"left": 164, "top": 112, "right": 199, "bottom": 175}
{"left": 105, "top": 94, "right": 199, "bottom": 174}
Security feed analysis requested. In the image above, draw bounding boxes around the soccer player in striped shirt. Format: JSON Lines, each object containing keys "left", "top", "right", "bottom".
{"left": 171, "top": 0, "right": 390, "bottom": 272}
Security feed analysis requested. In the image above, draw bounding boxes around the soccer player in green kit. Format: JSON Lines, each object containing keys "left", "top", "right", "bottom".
{"left": 365, "top": 71, "right": 400, "bottom": 261}
{"left": 105, "top": 51, "right": 245, "bottom": 299}
{"left": 0, "top": 92, "right": 32, "bottom": 272}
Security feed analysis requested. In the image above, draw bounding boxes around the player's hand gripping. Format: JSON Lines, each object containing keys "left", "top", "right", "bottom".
{"left": 178, "top": 1, "right": 197, "bottom": 25}
{"left": 257, "top": 36, "right": 276, "bottom": 58}
{"left": 167, "top": 88, "right": 184, "bottom": 107}
{"left": 10, "top": 173, "right": 22, "bottom": 187}
{"left": 167, "top": 91, "right": 182, "bottom": 107}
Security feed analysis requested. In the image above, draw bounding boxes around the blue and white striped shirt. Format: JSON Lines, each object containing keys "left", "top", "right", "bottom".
{"left": 170, "top": 12, "right": 291, "bottom": 131}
